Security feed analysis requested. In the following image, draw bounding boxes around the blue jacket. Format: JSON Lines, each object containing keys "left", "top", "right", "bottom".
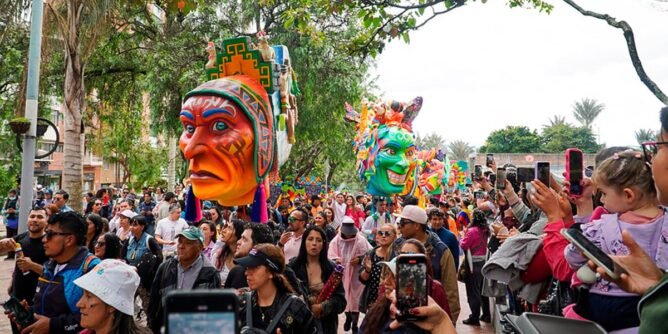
{"left": 32, "top": 247, "right": 100, "bottom": 334}
{"left": 433, "top": 227, "right": 460, "bottom": 270}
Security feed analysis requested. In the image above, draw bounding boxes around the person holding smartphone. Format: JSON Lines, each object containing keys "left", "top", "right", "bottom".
{"left": 460, "top": 209, "right": 491, "bottom": 325}
{"left": 236, "top": 244, "right": 318, "bottom": 334}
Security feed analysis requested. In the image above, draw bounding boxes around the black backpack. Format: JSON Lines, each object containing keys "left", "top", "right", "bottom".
{"left": 136, "top": 235, "right": 161, "bottom": 290}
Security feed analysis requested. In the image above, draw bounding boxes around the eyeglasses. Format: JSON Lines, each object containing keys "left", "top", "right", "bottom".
{"left": 398, "top": 219, "right": 415, "bottom": 227}
{"left": 44, "top": 230, "right": 72, "bottom": 240}
{"left": 642, "top": 141, "right": 668, "bottom": 165}
{"left": 95, "top": 241, "right": 105, "bottom": 247}
{"left": 288, "top": 216, "right": 304, "bottom": 223}
{"left": 376, "top": 231, "right": 394, "bottom": 237}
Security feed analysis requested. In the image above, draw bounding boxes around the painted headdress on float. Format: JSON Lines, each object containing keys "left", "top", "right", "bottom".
{"left": 179, "top": 35, "right": 299, "bottom": 222}
{"left": 344, "top": 97, "right": 422, "bottom": 197}
{"left": 416, "top": 149, "right": 450, "bottom": 195}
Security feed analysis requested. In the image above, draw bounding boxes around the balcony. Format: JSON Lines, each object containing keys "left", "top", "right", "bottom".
{"left": 84, "top": 153, "right": 104, "bottom": 167}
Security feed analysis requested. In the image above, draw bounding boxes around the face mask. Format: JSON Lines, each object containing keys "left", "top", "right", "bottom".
{"left": 8, "top": 196, "right": 16, "bottom": 200}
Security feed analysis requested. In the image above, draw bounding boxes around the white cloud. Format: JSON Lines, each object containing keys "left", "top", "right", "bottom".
{"left": 372, "top": 0, "right": 668, "bottom": 148}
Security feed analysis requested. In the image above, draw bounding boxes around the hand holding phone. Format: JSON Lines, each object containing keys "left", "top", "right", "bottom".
{"left": 3, "top": 296, "right": 35, "bottom": 328}
{"left": 566, "top": 148, "right": 584, "bottom": 197}
{"left": 561, "top": 228, "right": 627, "bottom": 280}
{"left": 165, "top": 290, "right": 238, "bottom": 334}
{"left": 396, "top": 254, "right": 429, "bottom": 322}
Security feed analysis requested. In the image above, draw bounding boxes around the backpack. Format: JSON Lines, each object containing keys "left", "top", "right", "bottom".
{"left": 136, "top": 235, "right": 160, "bottom": 290}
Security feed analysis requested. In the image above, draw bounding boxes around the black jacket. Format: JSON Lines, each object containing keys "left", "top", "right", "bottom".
{"left": 240, "top": 290, "right": 318, "bottom": 334}
{"left": 288, "top": 259, "right": 346, "bottom": 334}
{"left": 147, "top": 255, "right": 220, "bottom": 334}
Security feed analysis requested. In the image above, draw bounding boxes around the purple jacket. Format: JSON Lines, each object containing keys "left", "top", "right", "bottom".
{"left": 564, "top": 211, "right": 668, "bottom": 297}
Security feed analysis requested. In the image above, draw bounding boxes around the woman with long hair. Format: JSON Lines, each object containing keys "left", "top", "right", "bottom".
{"left": 208, "top": 206, "right": 224, "bottom": 230}
{"left": 199, "top": 220, "right": 218, "bottom": 261}
{"left": 213, "top": 219, "right": 244, "bottom": 284}
{"left": 315, "top": 211, "right": 336, "bottom": 242}
{"left": 75, "top": 259, "right": 150, "bottom": 334}
{"left": 288, "top": 226, "right": 346, "bottom": 334}
{"left": 323, "top": 207, "right": 335, "bottom": 226}
{"left": 345, "top": 195, "right": 366, "bottom": 228}
{"left": 236, "top": 244, "right": 318, "bottom": 333}
{"left": 460, "top": 209, "right": 491, "bottom": 326}
{"left": 94, "top": 233, "right": 123, "bottom": 260}
{"left": 85, "top": 214, "right": 105, "bottom": 253}
{"left": 359, "top": 224, "right": 397, "bottom": 314}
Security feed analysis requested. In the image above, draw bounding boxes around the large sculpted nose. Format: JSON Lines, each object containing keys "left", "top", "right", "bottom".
{"left": 182, "top": 127, "right": 208, "bottom": 159}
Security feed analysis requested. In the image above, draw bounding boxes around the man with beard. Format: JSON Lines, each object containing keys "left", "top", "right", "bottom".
{"left": 224, "top": 223, "right": 274, "bottom": 289}
{"left": 20, "top": 211, "right": 100, "bottom": 334}
{"left": 0, "top": 207, "right": 50, "bottom": 334}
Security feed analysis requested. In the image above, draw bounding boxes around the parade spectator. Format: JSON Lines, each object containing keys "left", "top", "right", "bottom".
{"left": 21, "top": 211, "right": 100, "bottom": 334}
{"left": 108, "top": 199, "right": 131, "bottom": 233}
{"left": 310, "top": 195, "right": 324, "bottom": 218}
{"left": 323, "top": 207, "right": 336, "bottom": 228}
{"left": 360, "top": 224, "right": 397, "bottom": 314}
{"left": 116, "top": 209, "right": 136, "bottom": 241}
{"left": 74, "top": 259, "right": 150, "bottom": 334}
{"left": 148, "top": 226, "right": 220, "bottom": 333}
{"left": 315, "top": 211, "right": 336, "bottom": 242}
{"left": 54, "top": 190, "right": 73, "bottom": 212}
{"left": 393, "top": 205, "right": 461, "bottom": 323}
{"left": 90, "top": 199, "right": 103, "bottom": 216}
{"left": 84, "top": 214, "right": 104, "bottom": 253}
{"left": 213, "top": 219, "right": 243, "bottom": 284}
{"left": 460, "top": 209, "right": 491, "bottom": 325}
{"left": 154, "top": 191, "right": 176, "bottom": 223}
{"left": 138, "top": 192, "right": 156, "bottom": 235}
{"left": 279, "top": 207, "right": 308, "bottom": 263}
{"left": 224, "top": 222, "right": 275, "bottom": 289}
{"left": 428, "top": 209, "right": 460, "bottom": 270}
{"left": 0, "top": 207, "right": 48, "bottom": 334}
{"left": 94, "top": 232, "right": 123, "bottom": 260}
{"left": 331, "top": 192, "right": 347, "bottom": 230}
{"left": 208, "top": 205, "right": 224, "bottom": 229}
{"left": 236, "top": 243, "right": 318, "bottom": 334}
{"left": 154, "top": 204, "right": 188, "bottom": 258}
{"left": 199, "top": 220, "right": 217, "bottom": 261}
{"left": 328, "top": 216, "right": 372, "bottom": 333}
{"left": 345, "top": 194, "right": 366, "bottom": 228}
{"left": 361, "top": 197, "right": 394, "bottom": 242}
{"left": 288, "top": 226, "right": 346, "bottom": 334}
{"left": 2, "top": 189, "right": 19, "bottom": 260}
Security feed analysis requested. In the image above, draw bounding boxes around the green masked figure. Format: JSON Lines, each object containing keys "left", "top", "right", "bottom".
{"left": 346, "top": 97, "right": 422, "bottom": 197}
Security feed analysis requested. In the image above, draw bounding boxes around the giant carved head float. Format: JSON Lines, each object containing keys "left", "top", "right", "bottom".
{"left": 345, "top": 97, "right": 422, "bottom": 197}
{"left": 179, "top": 37, "right": 298, "bottom": 216}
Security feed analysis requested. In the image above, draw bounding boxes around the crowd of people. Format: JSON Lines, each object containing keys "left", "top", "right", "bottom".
{"left": 0, "top": 106, "right": 666, "bottom": 334}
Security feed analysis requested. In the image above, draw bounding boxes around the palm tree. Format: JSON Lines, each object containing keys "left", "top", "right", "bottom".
{"left": 447, "top": 140, "right": 474, "bottom": 161}
{"left": 635, "top": 128, "right": 658, "bottom": 145}
{"left": 415, "top": 132, "right": 446, "bottom": 151}
{"left": 48, "top": 0, "right": 116, "bottom": 211}
{"left": 544, "top": 115, "right": 568, "bottom": 128}
{"left": 572, "top": 98, "right": 605, "bottom": 128}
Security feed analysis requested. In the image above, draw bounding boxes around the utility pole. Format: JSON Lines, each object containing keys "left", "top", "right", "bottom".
{"left": 18, "top": 0, "right": 45, "bottom": 234}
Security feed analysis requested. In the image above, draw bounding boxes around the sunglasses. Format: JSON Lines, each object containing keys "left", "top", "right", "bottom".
{"left": 130, "top": 221, "right": 142, "bottom": 226}
{"left": 288, "top": 216, "right": 304, "bottom": 223}
{"left": 94, "top": 202, "right": 102, "bottom": 206}
{"left": 44, "top": 230, "right": 72, "bottom": 240}
{"left": 641, "top": 141, "right": 668, "bottom": 165}
{"left": 398, "top": 219, "right": 415, "bottom": 227}
{"left": 95, "top": 241, "right": 105, "bottom": 247}
{"left": 376, "top": 231, "right": 394, "bottom": 237}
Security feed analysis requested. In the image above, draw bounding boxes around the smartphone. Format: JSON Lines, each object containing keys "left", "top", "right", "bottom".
{"left": 489, "top": 174, "right": 496, "bottom": 187}
{"left": 474, "top": 190, "right": 485, "bottom": 200}
{"left": 517, "top": 167, "right": 535, "bottom": 183}
{"left": 486, "top": 154, "right": 494, "bottom": 168}
{"left": 506, "top": 167, "right": 518, "bottom": 188}
{"left": 396, "top": 254, "right": 429, "bottom": 321}
{"left": 566, "top": 148, "right": 584, "bottom": 197}
{"left": 561, "top": 228, "right": 627, "bottom": 280}
{"left": 535, "top": 162, "right": 550, "bottom": 187}
{"left": 496, "top": 168, "right": 507, "bottom": 190}
{"left": 165, "top": 290, "right": 238, "bottom": 334}
{"left": 2, "top": 296, "right": 35, "bottom": 328}
{"left": 474, "top": 165, "right": 483, "bottom": 180}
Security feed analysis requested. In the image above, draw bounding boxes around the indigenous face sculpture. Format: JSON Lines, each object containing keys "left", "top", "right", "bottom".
{"left": 179, "top": 77, "right": 274, "bottom": 206}
{"left": 367, "top": 125, "right": 417, "bottom": 196}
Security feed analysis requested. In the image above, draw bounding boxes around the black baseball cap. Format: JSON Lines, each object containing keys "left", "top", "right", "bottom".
{"left": 234, "top": 248, "right": 281, "bottom": 273}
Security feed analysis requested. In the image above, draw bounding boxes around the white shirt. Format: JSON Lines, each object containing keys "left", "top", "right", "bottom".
{"left": 362, "top": 212, "right": 395, "bottom": 235}
{"left": 155, "top": 217, "right": 189, "bottom": 252}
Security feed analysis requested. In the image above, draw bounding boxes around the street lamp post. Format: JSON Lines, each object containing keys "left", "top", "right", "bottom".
{"left": 18, "top": 0, "right": 45, "bottom": 234}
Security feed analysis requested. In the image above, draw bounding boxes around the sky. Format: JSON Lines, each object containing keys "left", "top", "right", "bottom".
{"left": 371, "top": 0, "right": 668, "bottom": 148}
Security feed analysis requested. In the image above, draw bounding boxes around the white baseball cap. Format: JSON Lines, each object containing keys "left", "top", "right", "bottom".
{"left": 392, "top": 205, "right": 428, "bottom": 224}
{"left": 119, "top": 209, "right": 137, "bottom": 219}
{"left": 74, "top": 259, "right": 140, "bottom": 315}
{"left": 379, "top": 257, "right": 397, "bottom": 275}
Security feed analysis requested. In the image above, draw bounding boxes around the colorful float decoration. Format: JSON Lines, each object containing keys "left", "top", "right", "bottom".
{"left": 344, "top": 97, "right": 422, "bottom": 197}
{"left": 179, "top": 33, "right": 299, "bottom": 222}
{"left": 448, "top": 160, "right": 472, "bottom": 192}
{"left": 416, "top": 148, "right": 450, "bottom": 195}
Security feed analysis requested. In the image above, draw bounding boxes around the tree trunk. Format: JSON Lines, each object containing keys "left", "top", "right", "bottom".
{"left": 326, "top": 162, "right": 337, "bottom": 188}
{"left": 61, "top": 2, "right": 85, "bottom": 212}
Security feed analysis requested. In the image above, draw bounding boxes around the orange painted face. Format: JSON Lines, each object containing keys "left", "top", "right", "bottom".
{"left": 179, "top": 95, "right": 257, "bottom": 205}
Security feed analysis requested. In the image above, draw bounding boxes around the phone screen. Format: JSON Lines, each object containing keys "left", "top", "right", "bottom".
{"left": 517, "top": 167, "right": 534, "bottom": 183}
{"left": 474, "top": 165, "right": 483, "bottom": 179}
{"left": 474, "top": 191, "right": 485, "bottom": 200}
{"left": 569, "top": 151, "right": 584, "bottom": 196}
{"left": 496, "top": 169, "right": 507, "bottom": 190}
{"left": 489, "top": 174, "right": 497, "bottom": 187}
{"left": 536, "top": 162, "right": 550, "bottom": 187}
{"left": 168, "top": 313, "right": 235, "bottom": 333}
{"left": 396, "top": 255, "right": 428, "bottom": 321}
{"left": 486, "top": 154, "right": 494, "bottom": 167}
